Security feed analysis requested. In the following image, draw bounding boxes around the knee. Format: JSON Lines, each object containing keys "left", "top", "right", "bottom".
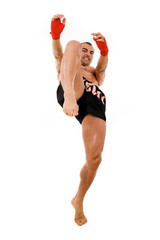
{"left": 87, "top": 154, "right": 102, "bottom": 171}
{"left": 66, "top": 40, "right": 81, "bottom": 51}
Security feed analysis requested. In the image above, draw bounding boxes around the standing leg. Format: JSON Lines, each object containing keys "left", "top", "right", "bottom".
{"left": 59, "top": 40, "right": 84, "bottom": 117}
{"left": 71, "top": 114, "right": 106, "bottom": 226}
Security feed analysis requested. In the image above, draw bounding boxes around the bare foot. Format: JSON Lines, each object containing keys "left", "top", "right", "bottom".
{"left": 71, "top": 197, "right": 87, "bottom": 226}
{"left": 63, "top": 93, "right": 79, "bottom": 117}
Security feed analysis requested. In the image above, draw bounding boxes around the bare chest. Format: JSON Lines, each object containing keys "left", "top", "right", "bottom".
{"left": 81, "top": 67, "right": 98, "bottom": 85}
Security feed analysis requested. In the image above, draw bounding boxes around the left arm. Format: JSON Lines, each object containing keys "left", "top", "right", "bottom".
{"left": 92, "top": 32, "right": 109, "bottom": 86}
{"left": 95, "top": 55, "right": 108, "bottom": 86}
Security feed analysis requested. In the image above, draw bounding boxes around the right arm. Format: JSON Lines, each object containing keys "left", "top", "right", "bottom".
{"left": 52, "top": 39, "right": 63, "bottom": 76}
{"left": 50, "top": 14, "right": 66, "bottom": 75}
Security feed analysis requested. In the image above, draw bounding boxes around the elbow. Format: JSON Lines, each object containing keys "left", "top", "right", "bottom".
{"left": 98, "top": 79, "right": 104, "bottom": 86}
{"left": 96, "top": 72, "right": 106, "bottom": 86}
{"left": 98, "top": 82, "right": 102, "bottom": 87}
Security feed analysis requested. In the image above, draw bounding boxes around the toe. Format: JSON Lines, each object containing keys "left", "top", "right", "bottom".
{"left": 75, "top": 217, "right": 87, "bottom": 226}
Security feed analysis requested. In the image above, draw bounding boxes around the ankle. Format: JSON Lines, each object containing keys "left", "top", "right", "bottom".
{"left": 75, "top": 196, "right": 84, "bottom": 206}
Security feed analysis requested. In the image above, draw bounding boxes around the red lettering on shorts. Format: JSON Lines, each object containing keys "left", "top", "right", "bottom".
{"left": 85, "top": 82, "right": 94, "bottom": 92}
{"left": 92, "top": 85, "right": 97, "bottom": 95}
{"left": 84, "top": 80, "right": 105, "bottom": 105}
{"left": 101, "top": 96, "right": 106, "bottom": 104}
{"left": 96, "top": 91, "right": 101, "bottom": 99}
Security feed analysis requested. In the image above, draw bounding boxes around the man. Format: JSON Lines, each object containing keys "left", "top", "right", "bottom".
{"left": 50, "top": 14, "right": 109, "bottom": 226}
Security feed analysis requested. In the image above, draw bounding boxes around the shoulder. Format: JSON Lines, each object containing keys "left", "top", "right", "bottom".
{"left": 84, "top": 65, "right": 95, "bottom": 73}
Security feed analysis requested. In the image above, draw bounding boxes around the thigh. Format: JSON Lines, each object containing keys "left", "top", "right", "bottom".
{"left": 82, "top": 114, "right": 106, "bottom": 159}
{"left": 59, "top": 47, "right": 85, "bottom": 101}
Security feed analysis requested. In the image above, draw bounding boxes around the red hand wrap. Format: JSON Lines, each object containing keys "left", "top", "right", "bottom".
{"left": 50, "top": 19, "right": 65, "bottom": 40}
{"left": 95, "top": 38, "right": 109, "bottom": 56}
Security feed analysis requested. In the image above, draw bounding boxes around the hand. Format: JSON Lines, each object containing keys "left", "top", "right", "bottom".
{"left": 91, "top": 32, "right": 109, "bottom": 56}
{"left": 91, "top": 32, "right": 105, "bottom": 42}
{"left": 50, "top": 14, "right": 66, "bottom": 40}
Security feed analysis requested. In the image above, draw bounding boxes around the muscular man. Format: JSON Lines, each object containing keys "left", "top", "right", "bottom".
{"left": 50, "top": 14, "right": 109, "bottom": 226}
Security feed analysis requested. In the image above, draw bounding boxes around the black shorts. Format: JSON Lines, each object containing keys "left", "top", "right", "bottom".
{"left": 56, "top": 77, "right": 106, "bottom": 124}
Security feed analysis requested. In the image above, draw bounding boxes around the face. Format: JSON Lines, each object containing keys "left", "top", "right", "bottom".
{"left": 81, "top": 43, "right": 94, "bottom": 66}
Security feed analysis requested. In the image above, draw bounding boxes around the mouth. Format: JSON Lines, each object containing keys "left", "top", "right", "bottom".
{"left": 83, "top": 56, "right": 90, "bottom": 61}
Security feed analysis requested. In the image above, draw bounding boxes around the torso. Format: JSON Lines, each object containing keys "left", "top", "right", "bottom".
{"left": 58, "top": 63, "right": 98, "bottom": 86}
{"left": 81, "top": 66, "right": 98, "bottom": 86}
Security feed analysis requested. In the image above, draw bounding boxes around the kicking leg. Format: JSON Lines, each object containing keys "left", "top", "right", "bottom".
{"left": 71, "top": 114, "right": 106, "bottom": 226}
{"left": 59, "top": 40, "right": 84, "bottom": 117}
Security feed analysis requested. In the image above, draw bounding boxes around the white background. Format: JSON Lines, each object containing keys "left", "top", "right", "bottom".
{"left": 0, "top": 0, "right": 160, "bottom": 239}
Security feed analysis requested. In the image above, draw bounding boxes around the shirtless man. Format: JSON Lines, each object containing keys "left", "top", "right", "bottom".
{"left": 50, "top": 14, "right": 109, "bottom": 226}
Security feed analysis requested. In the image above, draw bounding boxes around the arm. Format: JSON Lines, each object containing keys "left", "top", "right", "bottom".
{"left": 92, "top": 33, "right": 109, "bottom": 86}
{"left": 95, "top": 55, "right": 108, "bottom": 86}
{"left": 52, "top": 39, "right": 63, "bottom": 75}
{"left": 50, "top": 14, "right": 66, "bottom": 75}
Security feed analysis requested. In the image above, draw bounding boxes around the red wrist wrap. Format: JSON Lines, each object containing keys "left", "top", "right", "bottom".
{"left": 50, "top": 19, "right": 65, "bottom": 40}
{"left": 95, "top": 38, "right": 109, "bottom": 56}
